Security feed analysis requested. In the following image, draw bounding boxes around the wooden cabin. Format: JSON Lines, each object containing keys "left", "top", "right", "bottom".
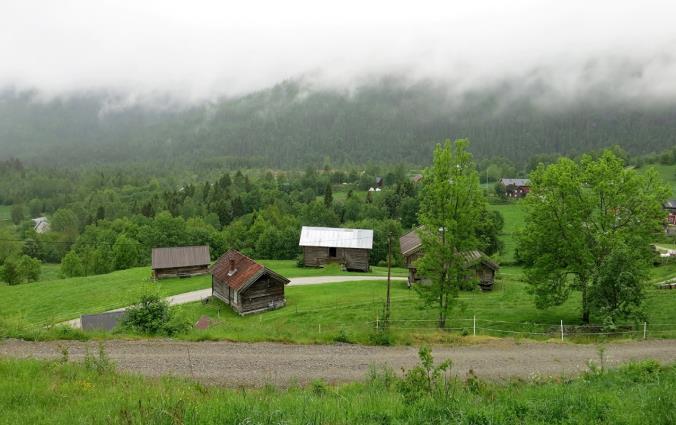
{"left": 211, "top": 249, "right": 290, "bottom": 315}
{"left": 498, "top": 178, "right": 530, "bottom": 198}
{"left": 151, "top": 245, "right": 211, "bottom": 279}
{"left": 399, "top": 228, "right": 499, "bottom": 291}
{"left": 299, "top": 226, "right": 373, "bottom": 272}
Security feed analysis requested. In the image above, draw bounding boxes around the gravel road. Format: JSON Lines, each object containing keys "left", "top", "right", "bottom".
{"left": 1, "top": 339, "right": 673, "bottom": 386}
{"left": 63, "top": 275, "right": 406, "bottom": 328}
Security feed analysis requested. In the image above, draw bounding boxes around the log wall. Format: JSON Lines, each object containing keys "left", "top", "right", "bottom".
{"left": 302, "top": 246, "right": 370, "bottom": 271}
{"left": 154, "top": 265, "right": 209, "bottom": 279}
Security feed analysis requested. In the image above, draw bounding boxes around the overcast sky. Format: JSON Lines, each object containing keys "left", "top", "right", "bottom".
{"left": 2, "top": 0, "right": 676, "bottom": 103}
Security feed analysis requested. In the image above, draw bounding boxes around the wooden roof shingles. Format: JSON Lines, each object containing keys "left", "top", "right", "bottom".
{"left": 151, "top": 245, "right": 211, "bottom": 270}
{"left": 211, "top": 249, "right": 289, "bottom": 290}
{"left": 399, "top": 228, "right": 499, "bottom": 270}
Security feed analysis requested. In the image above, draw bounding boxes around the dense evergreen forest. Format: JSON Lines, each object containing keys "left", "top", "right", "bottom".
{"left": 2, "top": 79, "right": 676, "bottom": 168}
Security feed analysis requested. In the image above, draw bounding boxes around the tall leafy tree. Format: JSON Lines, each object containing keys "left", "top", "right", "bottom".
{"left": 416, "top": 139, "right": 485, "bottom": 328}
{"left": 517, "top": 150, "right": 669, "bottom": 325}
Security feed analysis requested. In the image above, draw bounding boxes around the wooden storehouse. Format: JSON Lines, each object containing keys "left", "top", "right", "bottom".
{"left": 211, "top": 249, "right": 290, "bottom": 315}
{"left": 299, "top": 226, "right": 373, "bottom": 272}
{"left": 151, "top": 245, "right": 211, "bottom": 279}
{"left": 498, "top": 178, "right": 530, "bottom": 198}
{"left": 399, "top": 229, "right": 499, "bottom": 291}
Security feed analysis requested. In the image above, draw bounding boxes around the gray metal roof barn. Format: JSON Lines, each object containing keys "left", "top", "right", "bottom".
{"left": 299, "top": 226, "right": 373, "bottom": 271}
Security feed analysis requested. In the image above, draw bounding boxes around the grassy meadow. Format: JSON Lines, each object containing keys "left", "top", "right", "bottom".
{"left": 173, "top": 264, "right": 676, "bottom": 345}
{"left": 0, "top": 267, "right": 211, "bottom": 326}
{"left": 0, "top": 261, "right": 406, "bottom": 327}
{"left": 0, "top": 357, "right": 672, "bottom": 425}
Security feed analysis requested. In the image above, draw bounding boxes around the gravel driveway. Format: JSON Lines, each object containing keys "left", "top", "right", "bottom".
{"left": 1, "top": 339, "right": 673, "bottom": 386}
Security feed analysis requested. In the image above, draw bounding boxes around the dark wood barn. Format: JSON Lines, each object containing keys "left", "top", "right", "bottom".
{"left": 299, "top": 226, "right": 373, "bottom": 272}
{"left": 498, "top": 178, "right": 530, "bottom": 198}
{"left": 399, "top": 229, "right": 499, "bottom": 291}
{"left": 151, "top": 245, "right": 211, "bottom": 279}
{"left": 211, "top": 249, "right": 290, "bottom": 315}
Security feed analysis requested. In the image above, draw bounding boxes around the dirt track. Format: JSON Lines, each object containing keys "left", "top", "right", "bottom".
{"left": 1, "top": 339, "right": 674, "bottom": 386}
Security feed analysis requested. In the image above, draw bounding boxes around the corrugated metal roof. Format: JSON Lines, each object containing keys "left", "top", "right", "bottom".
{"left": 299, "top": 226, "right": 374, "bottom": 249}
{"left": 665, "top": 199, "right": 676, "bottom": 209}
{"left": 151, "top": 245, "right": 211, "bottom": 270}
{"left": 499, "top": 178, "right": 530, "bottom": 186}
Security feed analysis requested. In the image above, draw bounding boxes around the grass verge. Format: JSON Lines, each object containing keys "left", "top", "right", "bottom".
{"left": 0, "top": 357, "right": 672, "bottom": 424}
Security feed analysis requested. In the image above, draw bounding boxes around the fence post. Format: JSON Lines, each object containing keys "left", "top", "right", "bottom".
{"left": 473, "top": 315, "right": 476, "bottom": 336}
{"left": 560, "top": 320, "right": 564, "bottom": 341}
{"left": 643, "top": 322, "right": 647, "bottom": 340}
{"left": 318, "top": 324, "right": 321, "bottom": 334}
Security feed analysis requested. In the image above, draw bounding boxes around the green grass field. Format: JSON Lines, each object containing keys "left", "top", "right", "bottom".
{"left": 0, "top": 261, "right": 407, "bottom": 327}
{"left": 649, "top": 164, "right": 676, "bottom": 197}
{"left": 0, "top": 357, "right": 672, "bottom": 424}
{"left": 0, "top": 205, "right": 10, "bottom": 220}
{"left": 487, "top": 201, "right": 526, "bottom": 263}
{"left": 175, "top": 264, "right": 676, "bottom": 344}
{"left": 0, "top": 268, "right": 211, "bottom": 326}
{"left": 0, "top": 205, "right": 13, "bottom": 231}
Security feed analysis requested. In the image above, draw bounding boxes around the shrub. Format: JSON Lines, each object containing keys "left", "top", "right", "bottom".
{"left": 122, "top": 294, "right": 188, "bottom": 336}
{"left": 17, "top": 255, "right": 40, "bottom": 283}
{"left": 1, "top": 255, "right": 40, "bottom": 285}
{"left": 61, "top": 251, "right": 85, "bottom": 277}
{"left": 369, "top": 330, "right": 393, "bottom": 346}
{"left": 0, "top": 258, "right": 20, "bottom": 285}
{"left": 397, "top": 346, "right": 453, "bottom": 403}
{"left": 333, "top": 328, "right": 352, "bottom": 344}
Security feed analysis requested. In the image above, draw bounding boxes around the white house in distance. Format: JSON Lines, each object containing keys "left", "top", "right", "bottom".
{"left": 299, "top": 226, "right": 373, "bottom": 272}
{"left": 32, "top": 217, "right": 49, "bottom": 233}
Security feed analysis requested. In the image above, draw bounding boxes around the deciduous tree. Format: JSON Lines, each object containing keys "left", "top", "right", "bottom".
{"left": 415, "top": 139, "right": 485, "bottom": 328}
{"left": 517, "top": 150, "right": 669, "bottom": 325}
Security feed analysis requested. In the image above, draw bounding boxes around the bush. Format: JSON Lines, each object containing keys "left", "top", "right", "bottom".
{"left": 1, "top": 255, "right": 41, "bottom": 285}
{"left": 397, "top": 346, "right": 453, "bottom": 403}
{"left": 61, "top": 251, "right": 85, "bottom": 277}
{"left": 122, "top": 294, "right": 189, "bottom": 336}
{"left": 17, "top": 255, "right": 40, "bottom": 283}
{"left": 0, "top": 258, "right": 20, "bottom": 285}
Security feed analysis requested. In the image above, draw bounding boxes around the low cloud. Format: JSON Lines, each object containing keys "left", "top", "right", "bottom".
{"left": 2, "top": 1, "right": 676, "bottom": 106}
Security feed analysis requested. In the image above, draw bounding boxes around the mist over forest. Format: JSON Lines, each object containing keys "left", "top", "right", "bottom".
{"left": 2, "top": 78, "right": 675, "bottom": 168}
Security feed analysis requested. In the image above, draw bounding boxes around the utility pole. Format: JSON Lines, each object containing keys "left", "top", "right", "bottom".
{"left": 384, "top": 232, "right": 392, "bottom": 328}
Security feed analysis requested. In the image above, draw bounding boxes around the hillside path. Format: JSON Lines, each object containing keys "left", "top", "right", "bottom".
{"left": 63, "top": 276, "right": 406, "bottom": 328}
{"left": 1, "top": 339, "right": 674, "bottom": 386}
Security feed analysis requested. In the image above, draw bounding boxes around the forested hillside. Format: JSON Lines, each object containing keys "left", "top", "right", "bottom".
{"left": 2, "top": 80, "right": 676, "bottom": 168}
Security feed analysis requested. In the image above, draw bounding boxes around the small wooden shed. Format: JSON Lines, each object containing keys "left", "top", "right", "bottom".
{"left": 399, "top": 229, "right": 499, "bottom": 290}
{"left": 151, "top": 245, "right": 211, "bottom": 279}
{"left": 211, "top": 249, "right": 290, "bottom": 315}
{"left": 299, "top": 226, "right": 373, "bottom": 272}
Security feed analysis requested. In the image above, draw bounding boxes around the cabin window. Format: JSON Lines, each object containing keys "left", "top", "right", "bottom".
{"left": 329, "top": 247, "right": 337, "bottom": 257}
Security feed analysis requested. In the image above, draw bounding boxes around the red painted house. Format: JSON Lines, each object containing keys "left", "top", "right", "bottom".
{"left": 498, "top": 178, "right": 530, "bottom": 198}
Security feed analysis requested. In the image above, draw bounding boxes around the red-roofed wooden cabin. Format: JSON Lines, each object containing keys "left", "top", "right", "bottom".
{"left": 210, "top": 249, "right": 290, "bottom": 315}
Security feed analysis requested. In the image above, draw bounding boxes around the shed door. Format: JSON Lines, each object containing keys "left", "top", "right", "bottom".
{"left": 329, "top": 247, "right": 337, "bottom": 257}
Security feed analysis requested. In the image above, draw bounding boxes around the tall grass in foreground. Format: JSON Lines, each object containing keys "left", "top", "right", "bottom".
{"left": 0, "top": 355, "right": 673, "bottom": 425}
